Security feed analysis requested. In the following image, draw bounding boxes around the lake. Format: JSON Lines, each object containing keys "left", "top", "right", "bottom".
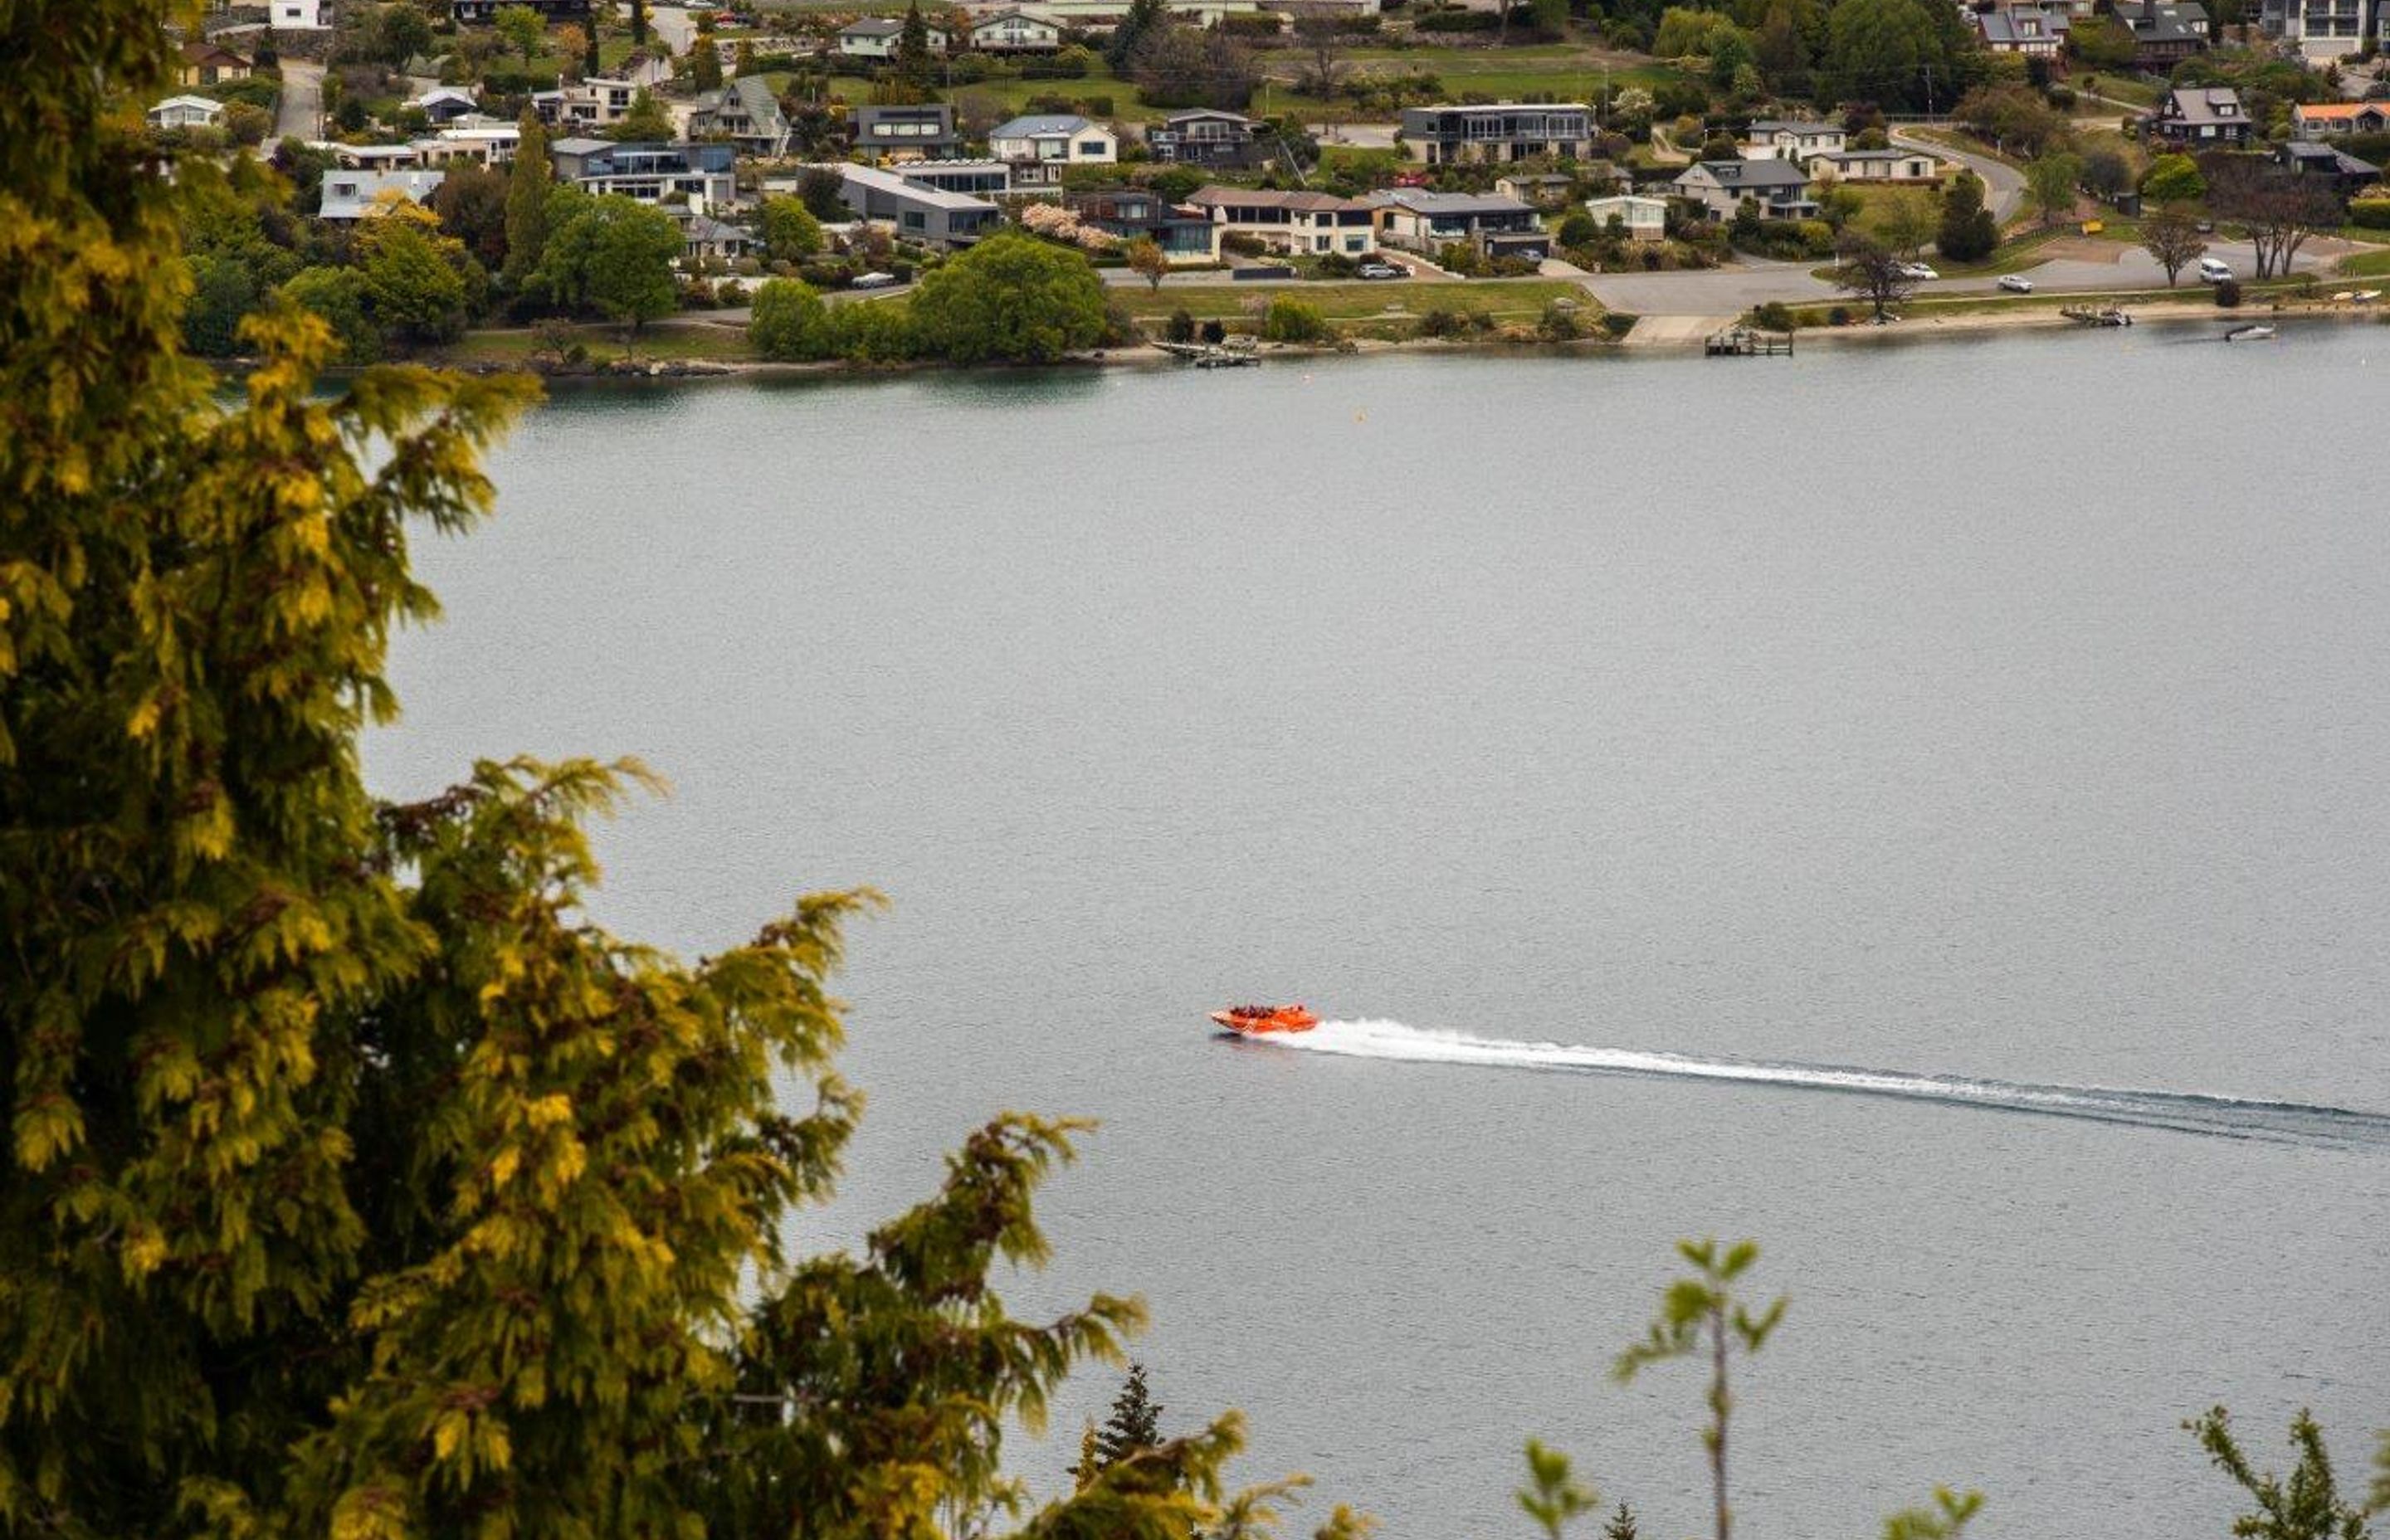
{"left": 366, "top": 324, "right": 2390, "bottom": 1539}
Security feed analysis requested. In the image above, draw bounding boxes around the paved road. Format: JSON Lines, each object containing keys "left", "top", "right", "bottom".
{"left": 276, "top": 58, "right": 322, "bottom": 141}
{"left": 1579, "top": 257, "right": 1836, "bottom": 314}
{"left": 646, "top": 3, "right": 696, "bottom": 56}
{"left": 1894, "top": 128, "right": 2024, "bottom": 222}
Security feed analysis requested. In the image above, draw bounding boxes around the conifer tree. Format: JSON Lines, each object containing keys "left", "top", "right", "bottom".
{"left": 1604, "top": 1500, "right": 1641, "bottom": 1540}
{"left": 0, "top": 5, "right": 1349, "bottom": 1538}
{"left": 1095, "top": 1362, "right": 1167, "bottom": 1469}
{"left": 504, "top": 105, "right": 553, "bottom": 289}
{"left": 896, "top": 0, "right": 934, "bottom": 90}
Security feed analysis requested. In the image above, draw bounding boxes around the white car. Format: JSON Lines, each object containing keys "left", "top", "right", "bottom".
{"left": 1356, "top": 262, "right": 1406, "bottom": 280}
{"left": 2197, "top": 257, "right": 2234, "bottom": 284}
{"left": 851, "top": 271, "right": 903, "bottom": 289}
{"left": 1997, "top": 274, "right": 2035, "bottom": 293}
{"left": 1899, "top": 261, "right": 1939, "bottom": 280}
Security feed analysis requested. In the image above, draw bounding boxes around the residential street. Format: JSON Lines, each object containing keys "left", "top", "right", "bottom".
{"left": 1892, "top": 128, "right": 2025, "bottom": 222}
{"left": 276, "top": 58, "right": 322, "bottom": 141}
{"left": 644, "top": 3, "right": 695, "bottom": 56}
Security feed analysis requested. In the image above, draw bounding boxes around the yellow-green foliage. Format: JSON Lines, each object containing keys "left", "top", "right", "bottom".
{"left": 0, "top": 2, "right": 1346, "bottom": 1537}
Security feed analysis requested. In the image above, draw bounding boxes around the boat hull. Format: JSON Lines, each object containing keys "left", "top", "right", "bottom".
{"left": 1210, "top": 1006, "right": 1319, "bottom": 1035}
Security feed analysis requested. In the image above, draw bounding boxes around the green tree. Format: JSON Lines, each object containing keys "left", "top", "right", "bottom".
{"left": 181, "top": 252, "right": 262, "bottom": 355}
{"left": 610, "top": 86, "right": 672, "bottom": 141}
{"left": 1094, "top": 1362, "right": 1166, "bottom": 1470}
{"left": 1604, "top": 1500, "right": 1642, "bottom": 1540}
{"left": 2141, "top": 151, "right": 2207, "bottom": 203}
{"left": 504, "top": 108, "right": 554, "bottom": 291}
{"left": 907, "top": 230, "right": 1107, "bottom": 363}
{"left": 1612, "top": 1239, "right": 1788, "bottom": 1540}
{"left": 1819, "top": 0, "right": 1949, "bottom": 113}
{"left": 1881, "top": 1488, "right": 1986, "bottom": 1540}
{"left": 2188, "top": 1408, "right": 2377, "bottom": 1540}
{"left": 2023, "top": 149, "right": 2081, "bottom": 227}
{"left": 1107, "top": 0, "right": 1171, "bottom": 70}
{"left": 358, "top": 207, "right": 474, "bottom": 347}
{"left": 797, "top": 163, "right": 851, "bottom": 221}
{"left": 278, "top": 264, "right": 384, "bottom": 363}
{"left": 1935, "top": 169, "right": 1999, "bottom": 261}
{"left": 630, "top": 0, "right": 646, "bottom": 44}
{"left": 1, "top": 10, "right": 1339, "bottom": 1539}
{"left": 539, "top": 192, "right": 683, "bottom": 338}
{"left": 690, "top": 31, "right": 723, "bottom": 90}
{"left": 758, "top": 193, "right": 825, "bottom": 263}
{"left": 494, "top": 2, "right": 545, "bottom": 61}
{"left": 896, "top": 0, "right": 934, "bottom": 87}
{"left": 1519, "top": 1440, "right": 1600, "bottom": 1538}
{"left": 1261, "top": 294, "right": 1329, "bottom": 342}
{"left": 748, "top": 275, "right": 832, "bottom": 358}
{"left": 1870, "top": 186, "right": 1937, "bottom": 257}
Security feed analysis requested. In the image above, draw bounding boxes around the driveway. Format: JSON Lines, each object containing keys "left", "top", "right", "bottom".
{"left": 645, "top": 3, "right": 696, "bottom": 55}
{"left": 276, "top": 58, "right": 322, "bottom": 141}
{"left": 1894, "top": 129, "right": 2023, "bottom": 222}
{"left": 1578, "top": 257, "right": 1836, "bottom": 315}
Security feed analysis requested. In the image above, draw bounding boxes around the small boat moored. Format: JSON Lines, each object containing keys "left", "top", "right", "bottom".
{"left": 2224, "top": 323, "right": 2277, "bottom": 342}
{"left": 1210, "top": 1003, "right": 1320, "bottom": 1035}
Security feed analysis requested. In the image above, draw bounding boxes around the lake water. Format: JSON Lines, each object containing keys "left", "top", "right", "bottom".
{"left": 365, "top": 324, "right": 2390, "bottom": 1540}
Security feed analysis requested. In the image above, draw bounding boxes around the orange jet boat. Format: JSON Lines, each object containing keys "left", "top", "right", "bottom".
{"left": 1210, "top": 1003, "right": 1320, "bottom": 1035}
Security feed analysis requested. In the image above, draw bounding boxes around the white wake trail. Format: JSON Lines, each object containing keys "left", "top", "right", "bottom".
{"left": 1243, "top": 1019, "right": 2390, "bottom": 1148}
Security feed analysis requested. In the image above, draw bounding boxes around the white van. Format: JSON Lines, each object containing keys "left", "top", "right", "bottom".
{"left": 2197, "top": 256, "right": 2234, "bottom": 283}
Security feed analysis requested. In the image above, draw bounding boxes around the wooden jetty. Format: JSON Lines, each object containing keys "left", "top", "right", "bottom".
{"left": 1705, "top": 325, "right": 1794, "bottom": 357}
{"left": 2060, "top": 304, "right": 2134, "bottom": 327}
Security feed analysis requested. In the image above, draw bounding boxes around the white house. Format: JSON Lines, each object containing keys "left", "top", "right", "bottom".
{"left": 1581, "top": 193, "right": 1667, "bottom": 241}
{"left": 1183, "top": 186, "right": 1378, "bottom": 256}
{"left": 1803, "top": 149, "right": 1943, "bottom": 183}
{"left": 969, "top": 7, "right": 1062, "bottom": 49}
{"left": 319, "top": 168, "right": 447, "bottom": 220}
{"left": 270, "top": 0, "right": 328, "bottom": 27}
{"left": 988, "top": 113, "right": 1118, "bottom": 168}
{"left": 837, "top": 16, "right": 948, "bottom": 56}
{"left": 1740, "top": 118, "right": 1845, "bottom": 161}
{"left": 147, "top": 94, "right": 226, "bottom": 129}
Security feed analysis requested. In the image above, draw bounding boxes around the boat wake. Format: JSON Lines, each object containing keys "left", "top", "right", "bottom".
{"left": 1253, "top": 1019, "right": 2390, "bottom": 1148}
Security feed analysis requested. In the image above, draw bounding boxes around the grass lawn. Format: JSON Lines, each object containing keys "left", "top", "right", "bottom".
{"left": 1800, "top": 275, "right": 2314, "bottom": 323}
{"left": 1112, "top": 276, "right": 1585, "bottom": 324}
{"left": 2336, "top": 247, "right": 2390, "bottom": 276}
{"left": 828, "top": 68, "right": 1151, "bottom": 118}
{"left": 2072, "top": 75, "right": 2160, "bottom": 108}
{"left": 436, "top": 319, "right": 758, "bottom": 365}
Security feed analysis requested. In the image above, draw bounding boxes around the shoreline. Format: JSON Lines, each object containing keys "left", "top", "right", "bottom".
{"left": 315, "top": 297, "right": 2383, "bottom": 387}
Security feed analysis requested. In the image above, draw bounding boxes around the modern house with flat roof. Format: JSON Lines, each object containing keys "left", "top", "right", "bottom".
{"left": 1398, "top": 103, "right": 1593, "bottom": 165}
{"left": 1185, "top": 186, "right": 1378, "bottom": 255}
{"left": 551, "top": 139, "right": 738, "bottom": 209}
{"left": 894, "top": 159, "right": 1016, "bottom": 197}
{"left": 1066, "top": 188, "right": 1222, "bottom": 263}
{"left": 832, "top": 163, "right": 1001, "bottom": 247}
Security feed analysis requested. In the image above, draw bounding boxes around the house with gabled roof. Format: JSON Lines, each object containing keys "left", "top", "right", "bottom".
{"left": 697, "top": 76, "right": 791, "bottom": 156}
{"left": 969, "top": 8, "right": 1061, "bottom": 51}
{"left": 988, "top": 113, "right": 1119, "bottom": 184}
{"left": 1673, "top": 158, "right": 1817, "bottom": 220}
{"left": 838, "top": 16, "right": 947, "bottom": 57}
{"left": 2113, "top": 0, "right": 2209, "bottom": 66}
{"left": 1740, "top": 118, "right": 1844, "bottom": 161}
{"left": 147, "top": 94, "right": 225, "bottom": 129}
{"left": 1185, "top": 186, "right": 1379, "bottom": 255}
{"left": 2294, "top": 101, "right": 2390, "bottom": 139}
{"left": 2144, "top": 85, "right": 2251, "bottom": 146}
{"left": 178, "top": 41, "right": 252, "bottom": 87}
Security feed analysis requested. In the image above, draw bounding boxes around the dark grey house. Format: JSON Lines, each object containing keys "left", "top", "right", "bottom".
{"left": 1149, "top": 110, "right": 1266, "bottom": 168}
{"left": 1368, "top": 188, "right": 1548, "bottom": 257}
{"left": 1398, "top": 103, "right": 1593, "bottom": 165}
{"left": 851, "top": 103, "right": 963, "bottom": 160}
{"left": 2144, "top": 85, "right": 2251, "bottom": 147}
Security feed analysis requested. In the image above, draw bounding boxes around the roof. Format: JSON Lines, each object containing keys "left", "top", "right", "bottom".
{"left": 2160, "top": 85, "right": 2244, "bottom": 125}
{"left": 681, "top": 212, "right": 745, "bottom": 241}
{"left": 728, "top": 74, "right": 784, "bottom": 120}
{"left": 150, "top": 93, "right": 224, "bottom": 113}
{"left": 973, "top": 7, "right": 1054, "bottom": 22}
{"left": 1748, "top": 118, "right": 1839, "bottom": 134}
{"left": 549, "top": 136, "right": 613, "bottom": 154}
{"left": 1368, "top": 188, "right": 1537, "bottom": 216}
{"left": 180, "top": 40, "right": 250, "bottom": 63}
{"left": 1165, "top": 108, "right": 1254, "bottom": 124}
{"left": 840, "top": 17, "right": 904, "bottom": 34}
{"left": 1187, "top": 185, "right": 1368, "bottom": 212}
{"left": 2118, "top": 0, "right": 2208, "bottom": 41}
{"left": 1976, "top": 7, "right": 2069, "bottom": 41}
{"left": 838, "top": 163, "right": 1001, "bottom": 212}
{"left": 992, "top": 113, "right": 1099, "bottom": 138}
{"left": 1584, "top": 193, "right": 1668, "bottom": 210}
{"left": 414, "top": 85, "right": 479, "bottom": 106}
{"left": 1681, "top": 158, "right": 1809, "bottom": 188}
{"left": 1813, "top": 147, "right": 1930, "bottom": 162}
{"left": 319, "top": 168, "right": 446, "bottom": 218}
{"left": 2295, "top": 100, "right": 2388, "bottom": 119}
{"left": 2283, "top": 141, "right": 2380, "bottom": 174}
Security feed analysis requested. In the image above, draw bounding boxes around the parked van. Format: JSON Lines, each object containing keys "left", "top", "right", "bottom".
{"left": 2198, "top": 256, "right": 2235, "bottom": 283}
